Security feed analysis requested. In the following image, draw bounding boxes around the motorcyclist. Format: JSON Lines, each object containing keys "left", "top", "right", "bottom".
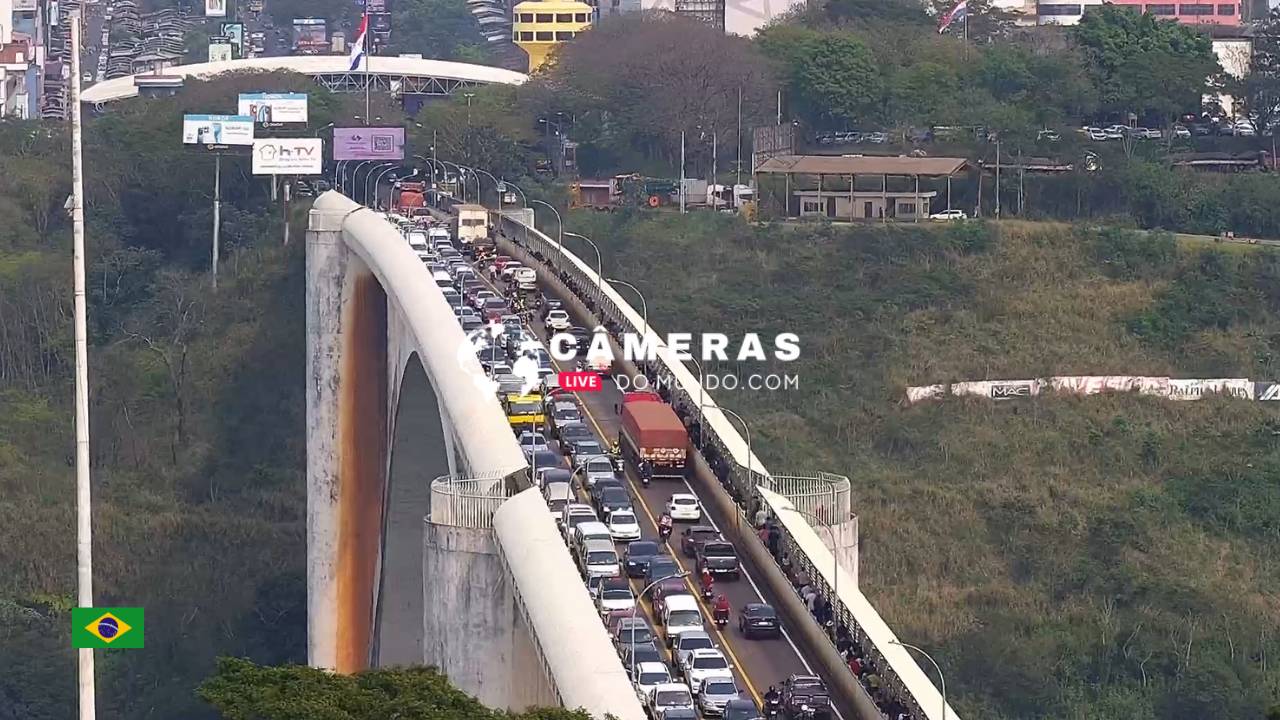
{"left": 713, "top": 593, "right": 731, "bottom": 624}
{"left": 700, "top": 566, "right": 714, "bottom": 597}
{"left": 764, "top": 685, "right": 781, "bottom": 706}
{"left": 658, "top": 512, "right": 673, "bottom": 540}
{"left": 639, "top": 458, "right": 653, "bottom": 484}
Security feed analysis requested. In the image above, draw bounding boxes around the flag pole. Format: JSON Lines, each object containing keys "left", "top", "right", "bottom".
{"left": 363, "top": 2, "right": 371, "bottom": 125}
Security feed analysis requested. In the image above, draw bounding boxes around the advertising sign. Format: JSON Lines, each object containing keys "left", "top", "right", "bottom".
{"left": 367, "top": 0, "right": 388, "bottom": 10}
{"left": 333, "top": 127, "right": 405, "bottom": 160}
{"left": 183, "top": 115, "right": 255, "bottom": 147}
{"left": 1257, "top": 382, "right": 1280, "bottom": 401}
{"left": 221, "top": 22, "right": 245, "bottom": 58}
{"left": 292, "top": 18, "right": 328, "bottom": 55}
{"left": 1168, "top": 378, "right": 1252, "bottom": 401}
{"left": 253, "top": 139, "right": 324, "bottom": 175}
{"left": 752, "top": 124, "right": 795, "bottom": 172}
{"left": 205, "top": 0, "right": 227, "bottom": 17}
{"left": 14, "top": 0, "right": 37, "bottom": 11}
{"left": 237, "top": 92, "right": 309, "bottom": 124}
{"left": 989, "top": 380, "right": 1040, "bottom": 400}
{"left": 208, "top": 37, "right": 232, "bottom": 63}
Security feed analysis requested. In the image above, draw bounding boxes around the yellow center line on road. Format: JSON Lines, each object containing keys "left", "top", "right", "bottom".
{"left": 476, "top": 252, "right": 764, "bottom": 709}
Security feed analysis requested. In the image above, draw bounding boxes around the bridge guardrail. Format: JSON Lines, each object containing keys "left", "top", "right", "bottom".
{"left": 429, "top": 473, "right": 511, "bottom": 529}
{"left": 489, "top": 208, "right": 959, "bottom": 720}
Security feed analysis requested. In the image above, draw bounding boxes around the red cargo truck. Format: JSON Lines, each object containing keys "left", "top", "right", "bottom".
{"left": 619, "top": 396, "right": 688, "bottom": 479}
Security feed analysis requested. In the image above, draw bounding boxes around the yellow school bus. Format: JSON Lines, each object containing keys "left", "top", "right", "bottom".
{"left": 503, "top": 393, "right": 545, "bottom": 430}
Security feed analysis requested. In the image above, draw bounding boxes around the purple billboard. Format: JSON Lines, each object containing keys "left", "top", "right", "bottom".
{"left": 333, "top": 127, "right": 406, "bottom": 160}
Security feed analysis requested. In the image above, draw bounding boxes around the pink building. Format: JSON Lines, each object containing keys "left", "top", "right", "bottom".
{"left": 1096, "top": 0, "right": 1241, "bottom": 24}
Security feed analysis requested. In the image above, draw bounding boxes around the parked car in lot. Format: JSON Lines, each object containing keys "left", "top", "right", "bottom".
{"left": 929, "top": 209, "right": 966, "bottom": 221}
{"left": 738, "top": 603, "right": 781, "bottom": 638}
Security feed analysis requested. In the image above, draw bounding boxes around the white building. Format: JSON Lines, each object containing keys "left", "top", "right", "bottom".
{"left": 1035, "top": 0, "right": 1104, "bottom": 25}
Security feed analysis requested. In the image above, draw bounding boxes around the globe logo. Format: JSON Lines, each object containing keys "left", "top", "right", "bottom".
{"left": 96, "top": 616, "right": 120, "bottom": 638}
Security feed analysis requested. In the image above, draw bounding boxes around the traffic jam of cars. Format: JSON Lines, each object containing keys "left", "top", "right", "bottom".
{"left": 379, "top": 205, "right": 834, "bottom": 720}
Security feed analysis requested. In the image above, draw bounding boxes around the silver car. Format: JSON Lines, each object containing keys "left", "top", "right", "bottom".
{"left": 580, "top": 455, "right": 619, "bottom": 488}
{"left": 697, "top": 677, "right": 742, "bottom": 717}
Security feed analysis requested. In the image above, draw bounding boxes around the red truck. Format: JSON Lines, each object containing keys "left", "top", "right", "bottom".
{"left": 619, "top": 395, "right": 688, "bottom": 479}
{"left": 394, "top": 181, "right": 427, "bottom": 216}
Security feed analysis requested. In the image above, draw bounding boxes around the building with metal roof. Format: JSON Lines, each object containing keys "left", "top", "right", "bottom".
{"left": 81, "top": 54, "right": 527, "bottom": 105}
{"left": 754, "top": 154, "right": 969, "bottom": 221}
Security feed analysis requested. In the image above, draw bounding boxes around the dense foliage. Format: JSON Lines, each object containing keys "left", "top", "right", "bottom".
{"left": 0, "top": 73, "right": 366, "bottom": 718}
{"left": 199, "top": 658, "right": 595, "bottom": 720}
{"left": 582, "top": 210, "right": 1280, "bottom": 719}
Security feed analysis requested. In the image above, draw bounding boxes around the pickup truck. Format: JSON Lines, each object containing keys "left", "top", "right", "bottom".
{"left": 696, "top": 540, "right": 740, "bottom": 579}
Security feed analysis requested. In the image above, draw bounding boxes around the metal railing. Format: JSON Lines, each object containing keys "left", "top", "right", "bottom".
{"left": 429, "top": 472, "right": 511, "bottom": 529}
{"left": 767, "top": 471, "right": 852, "bottom": 525}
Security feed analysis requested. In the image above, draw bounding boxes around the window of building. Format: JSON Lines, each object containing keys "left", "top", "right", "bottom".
{"left": 1145, "top": 3, "right": 1175, "bottom": 12}
{"left": 517, "top": 31, "right": 535, "bottom": 40}
{"left": 535, "top": 12, "right": 553, "bottom": 21}
{"left": 1217, "top": 2, "right": 1236, "bottom": 12}
{"left": 575, "top": 12, "right": 589, "bottom": 20}
{"left": 897, "top": 202, "right": 915, "bottom": 215}
{"left": 802, "top": 200, "right": 822, "bottom": 213}
{"left": 535, "top": 30, "right": 554, "bottom": 40}
{"left": 1038, "top": 3, "right": 1083, "bottom": 13}
{"left": 555, "top": 31, "right": 576, "bottom": 39}
{"left": 518, "top": 12, "right": 534, "bottom": 21}
{"left": 1179, "top": 3, "right": 1213, "bottom": 12}
{"left": 555, "top": 13, "right": 573, "bottom": 21}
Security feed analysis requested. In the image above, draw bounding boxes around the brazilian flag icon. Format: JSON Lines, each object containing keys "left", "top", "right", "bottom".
{"left": 72, "top": 608, "right": 144, "bottom": 649}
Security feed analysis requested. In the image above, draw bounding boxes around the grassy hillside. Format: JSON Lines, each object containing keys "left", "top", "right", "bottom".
{"left": 578, "top": 210, "right": 1280, "bottom": 720}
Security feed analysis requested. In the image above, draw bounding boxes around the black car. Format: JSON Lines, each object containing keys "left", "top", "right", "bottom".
{"left": 564, "top": 325, "right": 594, "bottom": 356}
{"left": 660, "top": 709, "right": 698, "bottom": 720}
{"left": 781, "top": 675, "right": 831, "bottom": 720}
{"left": 618, "top": 639, "right": 663, "bottom": 668}
{"left": 539, "top": 297, "right": 564, "bottom": 320}
{"left": 645, "top": 555, "right": 680, "bottom": 591}
{"left": 527, "top": 449, "right": 567, "bottom": 471}
{"left": 598, "top": 486, "right": 633, "bottom": 514}
{"left": 723, "top": 697, "right": 763, "bottom": 720}
{"left": 591, "top": 477, "right": 624, "bottom": 506}
{"left": 624, "top": 540, "right": 663, "bottom": 578}
{"left": 681, "top": 525, "right": 722, "bottom": 558}
{"left": 738, "top": 603, "right": 780, "bottom": 639}
{"left": 697, "top": 540, "right": 740, "bottom": 578}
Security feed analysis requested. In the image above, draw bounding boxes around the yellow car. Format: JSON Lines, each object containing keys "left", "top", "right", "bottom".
{"left": 503, "top": 393, "right": 545, "bottom": 430}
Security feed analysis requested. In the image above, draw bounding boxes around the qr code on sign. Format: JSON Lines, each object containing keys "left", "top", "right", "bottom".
{"left": 372, "top": 135, "right": 393, "bottom": 152}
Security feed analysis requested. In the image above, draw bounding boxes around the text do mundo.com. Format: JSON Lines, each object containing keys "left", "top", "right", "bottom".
{"left": 552, "top": 331, "right": 802, "bottom": 393}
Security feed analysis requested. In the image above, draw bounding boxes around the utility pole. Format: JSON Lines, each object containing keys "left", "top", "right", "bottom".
{"left": 680, "top": 130, "right": 686, "bottom": 214}
{"left": 994, "top": 138, "right": 1001, "bottom": 219}
{"left": 212, "top": 154, "right": 221, "bottom": 289}
{"left": 68, "top": 12, "right": 98, "bottom": 720}
{"left": 736, "top": 86, "right": 742, "bottom": 187}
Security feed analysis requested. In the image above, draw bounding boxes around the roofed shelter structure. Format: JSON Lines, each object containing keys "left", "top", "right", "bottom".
{"left": 755, "top": 154, "right": 968, "bottom": 222}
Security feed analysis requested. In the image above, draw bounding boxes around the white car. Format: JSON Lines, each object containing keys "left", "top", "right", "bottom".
{"left": 667, "top": 493, "right": 702, "bottom": 521}
{"left": 632, "top": 661, "right": 672, "bottom": 700}
{"left": 647, "top": 684, "right": 695, "bottom": 718}
{"left": 596, "top": 576, "right": 636, "bottom": 614}
{"left": 500, "top": 262, "right": 525, "bottom": 280}
{"left": 607, "top": 509, "right": 642, "bottom": 542}
{"left": 929, "top": 209, "right": 966, "bottom": 221}
{"left": 545, "top": 309, "right": 571, "bottom": 331}
{"left": 680, "top": 648, "right": 732, "bottom": 696}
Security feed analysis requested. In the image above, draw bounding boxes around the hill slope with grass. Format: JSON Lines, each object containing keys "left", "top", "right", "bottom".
{"left": 580, "top": 211, "right": 1280, "bottom": 720}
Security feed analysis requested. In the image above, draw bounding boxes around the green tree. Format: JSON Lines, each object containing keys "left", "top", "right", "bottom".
{"left": 1240, "top": 7, "right": 1280, "bottom": 133}
{"left": 391, "top": 0, "right": 490, "bottom": 62}
{"left": 1072, "top": 5, "right": 1220, "bottom": 120}
{"left": 758, "top": 28, "right": 879, "bottom": 129}
{"left": 197, "top": 658, "right": 595, "bottom": 720}
{"left": 932, "top": 0, "right": 1019, "bottom": 42}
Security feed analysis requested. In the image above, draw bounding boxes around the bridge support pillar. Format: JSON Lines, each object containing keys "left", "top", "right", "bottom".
{"left": 422, "top": 520, "right": 515, "bottom": 709}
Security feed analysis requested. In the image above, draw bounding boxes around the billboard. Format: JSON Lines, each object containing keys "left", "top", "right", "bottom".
{"left": 253, "top": 139, "right": 324, "bottom": 175}
{"left": 333, "top": 127, "right": 405, "bottom": 160}
{"left": 367, "top": 0, "right": 388, "bottom": 9}
{"left": 182, "top": 115, "right": 255, "bottom": 147}
{"left": 221, "top": 22, "right": 245, "bottom": 58}
{"left": 292, "top": 18, "right": 328, "bottom": 54}
{"left": 208, "top": 37, "right": 232, "bottom": 63}
{"left": 15, "top": 0, "right": 37, "bottom": 11}
{"left": 205, "top": 0, "right": 227, "bottom": 17}
{"left": 237, "top": 92, "right": 309, "bottom": 124}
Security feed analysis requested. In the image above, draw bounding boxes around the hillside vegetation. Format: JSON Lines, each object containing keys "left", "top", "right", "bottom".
{"left": 581, "top": 210, "right": 1280, "bottom": 719}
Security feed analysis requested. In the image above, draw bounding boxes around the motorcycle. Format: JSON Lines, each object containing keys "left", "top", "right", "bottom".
{"left": 764, "top": 697, "right": 782, "bottom": 719}
{"left": 658, "top": 522, "right": 672, "bottom": 542}
{"left": 713, "top": 608, "right": 729, "bottom": 629}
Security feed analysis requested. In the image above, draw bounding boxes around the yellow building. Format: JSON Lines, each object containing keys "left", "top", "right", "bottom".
{"left": 512, "top": 0, "right": 594, "bottom": 72}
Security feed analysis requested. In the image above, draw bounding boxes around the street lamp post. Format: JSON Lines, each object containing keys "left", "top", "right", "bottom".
{"left": 888, "top": 640, "right": 947, "bottom": 720}
{"left": 439, "top": 160, "right": 466, "bottom": 201}
{"left": 365, "top": 162, "right": 396, "bottom": 206}
{"left": 372, "top": 165, "right": 406, "bottom": 210}
{"left": 467, "top": 166, "right": 502, "bottom": 215}
{"left": 530, "top": 199, "right": 563, "bottom": 270}
{"left": 605, "top": 277, "right": 647, "bottom": 340}
{"left": 334, "top": 159, "right": 348, "bottom": 191}
{"left": 348, "top": 160, "right": 372, "bottom": 197}
{"left": 777, "top": 505, "right": 840, "bottom": 621}
{"left": 563, "top": 231, "right": 603, "bottom": 300}
{"left": 629, "top": 571, "right": 690, "bottom": 679}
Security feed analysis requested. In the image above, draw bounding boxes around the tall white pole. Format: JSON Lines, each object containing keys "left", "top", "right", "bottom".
{"left": 212, "top": 154, "right": 221, "bottom": 289}
{"left": 679, "top": 130, "right": 686, "bottom": 214}
{"left": 736, "top": 87, "right": 742, "bottom": 188}
{"left": 69, "top": 13, "right": 97, "bottom": 720}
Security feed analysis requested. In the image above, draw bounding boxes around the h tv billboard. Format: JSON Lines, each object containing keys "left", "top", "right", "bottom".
{"left": 253, "top": 139, "right": 324, "bottom": 175}
{"left": 333, "top": 127, "right": 405, "bottom": 160}
{"left": 182, "top": 115, "right": 254, "bottom": 147}
{"left": 237, "top": 92, "right": 309, "bottom": 124}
